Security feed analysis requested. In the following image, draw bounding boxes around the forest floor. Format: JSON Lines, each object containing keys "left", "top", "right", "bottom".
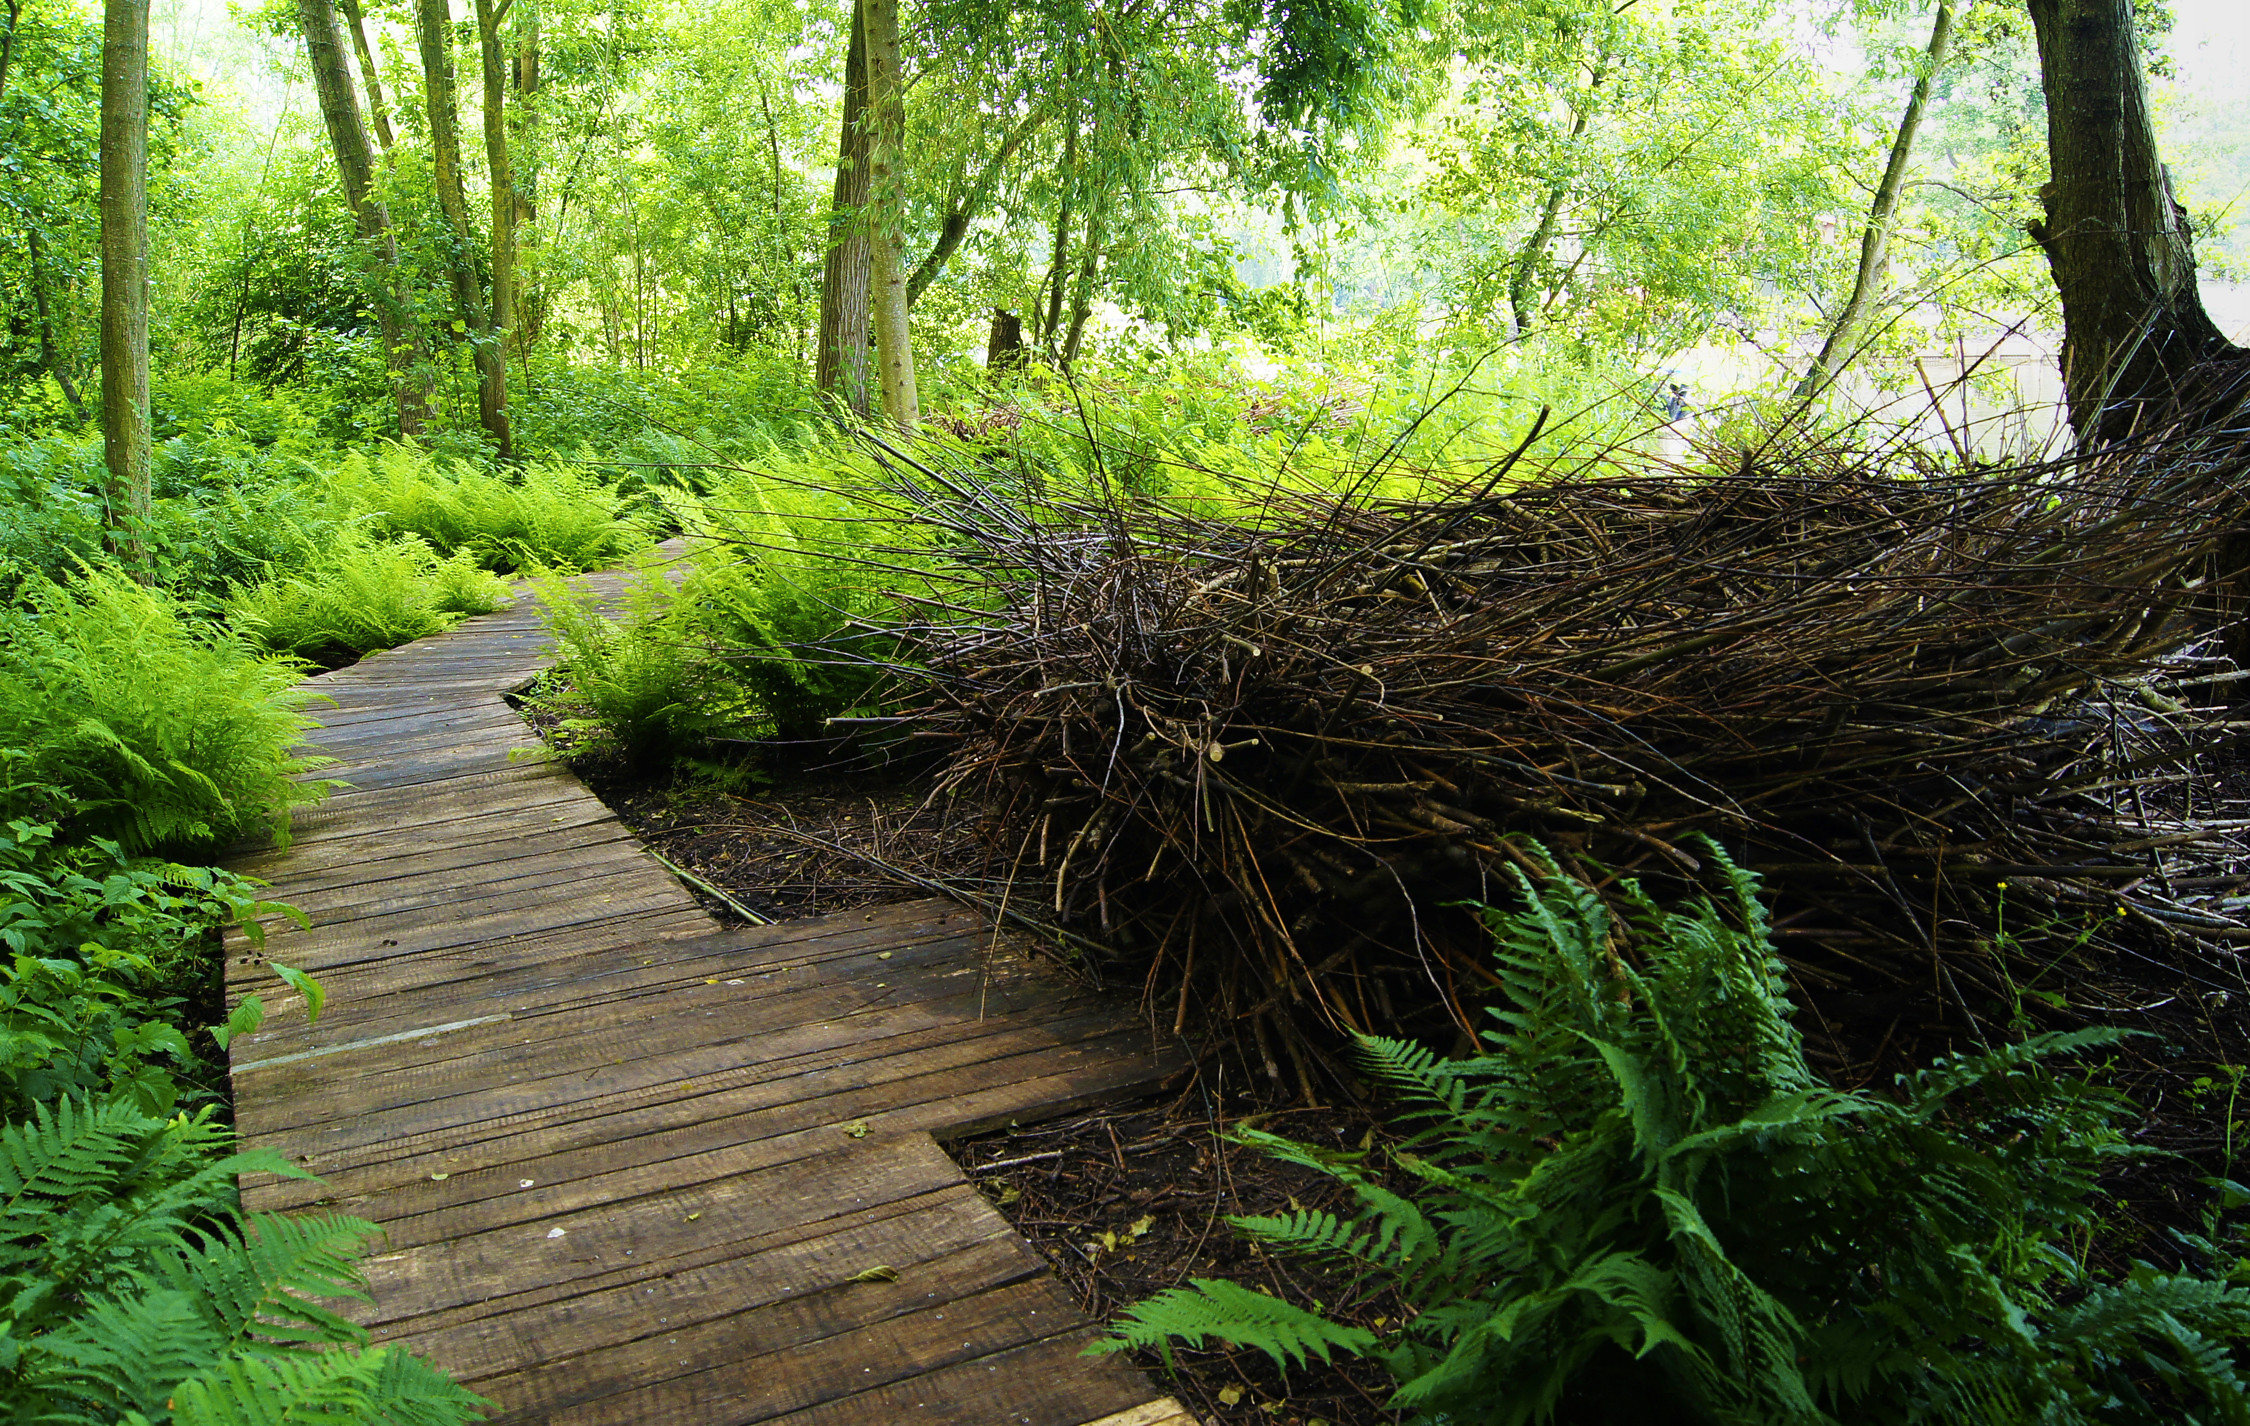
{"left": 532, "top": 705, "right": 2250, "bottom": 1425}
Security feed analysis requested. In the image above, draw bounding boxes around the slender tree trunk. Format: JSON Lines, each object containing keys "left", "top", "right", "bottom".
{"left": 1800, "top": 0, "right": 1972, "bottom": 397}
{"left": 905, "top": 101, "right": 1048, "bottom": 307}
{"left": 414, "top": 0, "right": 512, "bottom": 456}
{"left": 1508, "top": 62, "right": 1602, "bottom": 343}
{"left": 1060, "top": 202, "right": 1103, "bottom": 368}
{"left": 27, "top": 235, "right": 86, "bottom": 422}
{"left": 298, "top": 0, "right": 426, "bottom": 434}
{"left": 861, "top": 0, "right": 917, "bottom": 429}
{"left": 335, "top": 0, "right": 395, "bottom": 154}
{"left": 512, "top": 4, "right": 542, "bottom": 346}
{"left": 1038, "top": 105, "right": 1076, "bottom": 353}
{"left": 814, "top": 0, "right": 872, "bottom": 416}
{"left": 100, "top": 0, "right": 150, "bottom": 579}
{"left": 0, "top": 0, "right": 20, "bottom": 99}
{"left": 2025, "top": 0, "right": 2234, "bottom": 442}
{"left": 474, "top": 0, "right": 517, "bottom": 406}
{"left": 986, "top": 307, "right": 1025, "bottom": 374}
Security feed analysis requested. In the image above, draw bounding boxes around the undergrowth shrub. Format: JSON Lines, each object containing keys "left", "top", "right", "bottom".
{"left": 230, "top": 531, "right": 508, "bottom": 665}
{"left": 0, "top": 819, "right": 301, "bottom": 1118}
{"left": 328, "top": 444, "right": 654, "bottom": 572}
{"left": 0, "top": 1094, "right": 488, "bottom": 1423}
{"left": 671, "top": 460, "right": 935, "bottom": 741}
{"left": 1099, "top": 841, "right": 2250, "bottom": 1425}
{"left": 0, "top": 571, "right": 330, "bottom": 851}
{"left": 530, "top": 566, "right": 711, "bottom": 764}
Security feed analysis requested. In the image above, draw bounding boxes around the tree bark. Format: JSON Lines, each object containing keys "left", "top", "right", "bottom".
{"left": 861, "top": 0, "right": 917, "bottom": 429}
{"left": 512, "top": 4, "right": 542, "bottom": 345}
{"left": 335, "top": 0, "right": 395, "bottom": 154}
{"left": 986, "top": 307, "right": 1025, "bottom": 373}
{"left": 27, "top": 235, "right": 85, "bottom": 422}
{"left": 474, "top": 0, "right": 518, "bottom": 394}
{"left": 1800, "top": 0, "right": 1973, "bottom": 397}
{"left": 414, "top": 0, "right": 512, "bottom": 457}
{"left": 815, "top": 0, "right": 872, "bottom": 416}
{"left": 2025, "top": 0, "right": 2235, "bottom": 442}
{"left": 298, "top": 0, "right": 426, "bottom": 434}
{"left": 99, "top": 0, "right": 150, "bottom": 579}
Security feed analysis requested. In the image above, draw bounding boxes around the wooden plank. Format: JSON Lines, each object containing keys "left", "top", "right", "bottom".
{"left": 248, "top": 1027, "right": 1170, "bottom": 1234}
{"left": 354, "top": 1133, "right": 973, "bottom": 1326}
{"left": 468, "top": 1235, "right": 1052, "bottom": 1418}
{"left": 501, "top": 1276, "right": 1098, "bottom": 1426}
{"left": 233, "top": 926, "right": 1064, "bottom": 1112}
{"left": 243, "top": 1011, "right": 1148, "bottom": 1201}
{"left": 760, "top": 1330, "right": 1161, "bottom": 1426}
{"left": 408, "top": 1192, "right": 1034, "bottom": 1391}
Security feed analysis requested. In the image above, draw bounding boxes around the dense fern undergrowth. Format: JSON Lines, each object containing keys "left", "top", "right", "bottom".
{"left": 1098, "top": 846, "right": 2250, "bottom": 1425}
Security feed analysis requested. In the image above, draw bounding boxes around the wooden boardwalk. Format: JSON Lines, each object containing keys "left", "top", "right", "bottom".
{"left": 223, "top": 564, "right": 1192, "bottom": 1425}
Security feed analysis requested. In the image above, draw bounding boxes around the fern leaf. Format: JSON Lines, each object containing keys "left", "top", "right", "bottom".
{"left": 1090, "top": 1278, "right": 1376, "bottom": 1371}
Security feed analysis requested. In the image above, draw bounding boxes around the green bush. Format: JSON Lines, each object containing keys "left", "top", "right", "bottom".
{"left": 670, "top": 457, "right": 934, "bottom": 741}
{"left": 326, "top": 443, "right": 655, "bottom": 573}
{"left": 0, "top": 569, "right": 330, "bottom": 851}
{"left": 530, "top": 566, "right": 710, "bottom": 764}
{"left": 0, "top": 819, "right": 301, "bottom": 1118}
{"left": 229, "top": 531, "right": 508, "bottom": 664}
{"left": 1099, "top": 842, "right": 2250, "bottom": 1425}
{"left": 0, "top": 1093, "right": 487, "bottom": 1424}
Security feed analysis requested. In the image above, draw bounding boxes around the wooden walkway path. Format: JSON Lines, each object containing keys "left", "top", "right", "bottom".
{"left": 223, "top": 563, "right": 1192, "bottom": 1425}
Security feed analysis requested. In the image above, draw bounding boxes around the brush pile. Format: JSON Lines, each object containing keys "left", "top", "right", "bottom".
{"left": 837, "top": 423, "right": 2250, "bottom": 1087}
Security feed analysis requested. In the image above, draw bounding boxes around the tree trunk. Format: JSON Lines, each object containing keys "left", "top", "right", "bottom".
{"left": 474, "top": 0, "right": 518, "bottom": 402}
{"left": 512, "top": 4, "right": 543, "bottom": 346}
{"left": 27, "top": 236, "right": 85, "bottom": 422}
{"left": 414, "top": 0, "right": 512, "bottom": 457}
{"left": 1800, "top": 0, "right": 1972, "bottom": 398}
{"left": 861, "top": 0, "right": 917, "bottom": 429}
{"left": 99, "top": 0, "right": 150, "bottom": 579}
{"left": 986, "top": 307, "right": 1025, "bottom": 374}
{"left": 298, "top": 0, "right": 426, "bottom": 434}
{"left": 335, "top": 0, "right": 395, "bottom": 154}
{"left": 906, "top": 101, "right": 1048, "bottom": 307}
{"left": 2025, "top": 0, "right": 2235, "bottom": 442}
{"left": 814, "top": 0, "right": 872, "bottom": 416}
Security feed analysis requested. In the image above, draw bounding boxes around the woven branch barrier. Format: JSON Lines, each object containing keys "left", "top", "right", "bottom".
{"left": 791, "top": 416, "right": 2250, "bottom": 1087}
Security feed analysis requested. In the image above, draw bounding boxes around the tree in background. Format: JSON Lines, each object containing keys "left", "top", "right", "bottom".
{"left": 295, "top": 0, "right": 426, "bottom": 434}
{"left": 2025, "top": 0, "right": 2240, "bottom": 440}
{"left": 414, "top": 0, "right": 512, "bottom": 456}
{"left": 1800, "top": 0, "right": 1977, "bottom": 397}
{"left": 815, "top": 2, "right": 872, "bottom": 414}
{"left": 98, "top": 0, "right": 149, "bottom": 576}
{"left": 862, "top": 0, "right": 918, "bottom": 427}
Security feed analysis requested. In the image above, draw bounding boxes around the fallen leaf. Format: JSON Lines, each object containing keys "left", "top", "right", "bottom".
{"left": 429, "top": 1173, "right": 449, "bottom": 1181}
{"left": 842, "top": 1120, "right": 870, "bottom": 1139}
{"left": 546, "top": 1228, "right": 566, "bottom": 1239}
{"left": 686, "top": 1212, "right": 702, "bottom": 1222}
{"left": 876, "top": 951, "right": 893, "bottom": 960}
{"left": 1217, "top": 1386, "right": 1244, "bottom": 1407}
{"left": 1127, "top": 1215, "right": 1155, "bottom": 1240}
{"left": 519, "top": 1179, "right": 535, "bottom": 1188}
{"left": 846, "top": 1265, "right": 899, "bottom": 1283}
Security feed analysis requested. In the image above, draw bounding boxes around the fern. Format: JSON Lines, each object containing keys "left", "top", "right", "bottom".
{"left": 0, "top": 569, "right": 331, "bottom": 851}
{"left": 0, "top": 1094, "right": 488, "bottom": 1426}
{"left": 1099, "top": 837, "right": 2250, "bottom": 1424}
{"left": 1092, "top": 1277, "right": 1376, "bottom": 1371}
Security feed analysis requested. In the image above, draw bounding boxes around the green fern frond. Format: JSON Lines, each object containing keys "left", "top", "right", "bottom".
{"left": 167, "top": 1343, "right": 494, "bottom": 1426}
{"left": 1089, "top": 1277, "right": 1376, "bottom": 1371}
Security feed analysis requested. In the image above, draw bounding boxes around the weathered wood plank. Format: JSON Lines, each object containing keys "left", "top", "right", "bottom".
{"left": 223, "top": 557, "right": 1180, "bottom": 1425}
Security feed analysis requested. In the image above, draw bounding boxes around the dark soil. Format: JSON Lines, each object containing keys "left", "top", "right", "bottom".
{"left": 953, "top": 1091, "right": 1408, "bottom": 1426}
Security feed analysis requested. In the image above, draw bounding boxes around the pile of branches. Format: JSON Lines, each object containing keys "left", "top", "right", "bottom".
{"left": 842, "top": 422, "right": 2250, "bottom": 1088}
